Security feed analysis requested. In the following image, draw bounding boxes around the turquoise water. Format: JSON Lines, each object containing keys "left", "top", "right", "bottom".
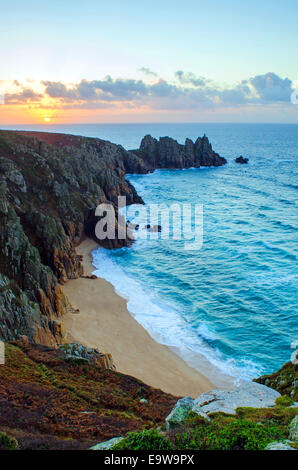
{"left": 92, "top": 123, "right": 298, "bottom": 380}
{"left": 5, "top": 123, "right": 298, "bottom": 380}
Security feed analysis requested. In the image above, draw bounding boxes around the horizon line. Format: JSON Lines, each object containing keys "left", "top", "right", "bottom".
{"left": 0, "top": 121, "right": 297, "bottom": 127}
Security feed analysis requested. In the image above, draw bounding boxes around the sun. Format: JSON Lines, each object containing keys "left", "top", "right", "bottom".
{"left": 44, "top": 117, "right": 51, "bottom": 123}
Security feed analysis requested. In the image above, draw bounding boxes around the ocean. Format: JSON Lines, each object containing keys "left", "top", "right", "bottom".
{"left": 5, "top": 123, "right": 298, "bottom": 381}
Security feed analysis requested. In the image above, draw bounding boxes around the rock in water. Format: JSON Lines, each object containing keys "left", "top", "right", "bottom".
{"left": 134, "top": 134, "right": 227, "bottom": 170}
{"left": 165, "top": 397, "right": 194, "bottom": 430}
{"left": 192, "top": 382, "right": 280, "bottom": 418}
{"left": 235, "top": 156, "right": 249, "bottom": 164}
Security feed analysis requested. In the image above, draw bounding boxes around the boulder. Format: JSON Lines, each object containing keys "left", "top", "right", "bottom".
{"left": 235, "top": 156, "right": 249, "bottom": 164}
{"left": 90, "top": 437, "right": 124, "bottom": 450}
{"left": 165, "top": 397, "right": 194, "bottom": 430}
{"left": 59, "top": 343, "right": 116, "bottom": 370}
{"left": 289, "top": 415, "right": 298, "bottom": 441}
{"left": 192, "top": 382, "right": 280, "bottom": 418}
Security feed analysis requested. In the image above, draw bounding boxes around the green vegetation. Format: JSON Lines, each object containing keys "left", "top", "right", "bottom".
{"left": 174, "top": 419, "right": 287, "bottom": 450}
{"left": 275, "top": 395, "right": 295, "bottom": 407}
{"left": 255, "top": 362, "right": 298, "bottom": 400}
{"left": 112, "top": 429, "right": 173, "bottom": 451}
{"left": 0, "top": 431, "right": 18, "bottom": 450}
{"left": 108, "top": 404, "right": 298, "bottom": 451}
{"left": 172, "top": 406, "right": 297, "bottom": 450}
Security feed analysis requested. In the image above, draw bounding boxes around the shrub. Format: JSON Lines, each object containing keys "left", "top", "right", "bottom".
{"left": 0, "top": 431, "right": 18, "bottom": 450}
{"left": 112, "top": 429, "right": 173, "bottom": 450}
{"left": 275, "top": 395, "right": 294, "bottom": 407}
{"left": 174, "top": 419, "right": 286, "bottom": 450}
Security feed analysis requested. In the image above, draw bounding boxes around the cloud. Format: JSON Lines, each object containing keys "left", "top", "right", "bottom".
{"left": 138, "top": 67, "right": 158, "bottom": 77}
{"left": 90, "top": 76, "right": 148, "bottom": 99}
{"left": 5, "top": 88, "right": 43, "bottom": 104}
{"left": 3, "top": 72, "right": 295, "bottom": 111}
{"left": 42, "top": 81, "right": 78, "bottom": 100}
{"left": 175, "top": 70, "right": 206, "bottom": 87}
{"left": 249, "top": 72, "right": 293, "bottom": 102}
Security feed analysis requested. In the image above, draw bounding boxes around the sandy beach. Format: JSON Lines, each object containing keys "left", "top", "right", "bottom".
{"left": 63, "top": 238, "right": 216, "bottom": 397}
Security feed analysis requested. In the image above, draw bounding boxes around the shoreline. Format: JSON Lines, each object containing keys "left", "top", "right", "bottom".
{"left": 62, "top": 239, "right": 231, "bottom": 397}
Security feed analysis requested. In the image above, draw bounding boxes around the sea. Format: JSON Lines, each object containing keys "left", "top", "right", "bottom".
{"left": 5, "top": 123, "right": 298, "bottom": 382}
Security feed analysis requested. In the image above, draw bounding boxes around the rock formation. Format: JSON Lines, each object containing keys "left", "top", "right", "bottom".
{"left": 59, "top": 342, "right": 115, "bottom": 370}
{"left": 235, "top": 155, "right": 249, "bottom": 164}
{"left": 133, "top": 134, "right": 227, "bottom": 171}
{"left": 255, "top": 361, "right": 297, "bottom": 400}
{"left": 165, "top": 382, "right": 281, "bottom": 426}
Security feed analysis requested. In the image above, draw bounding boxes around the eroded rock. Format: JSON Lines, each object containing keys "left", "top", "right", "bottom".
{"left": 59, "top": 343, "right": 116, "bottom": 370}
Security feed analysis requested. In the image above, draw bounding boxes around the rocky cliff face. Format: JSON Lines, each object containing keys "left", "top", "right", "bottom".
{"left": 0, "top": 130, "right": 226, "bottom": 346}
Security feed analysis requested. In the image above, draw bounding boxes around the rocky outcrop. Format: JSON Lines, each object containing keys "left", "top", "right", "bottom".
{"left": 164, "top": 383, "right": 282, "bottom": 427}
{"left": 163, "top": 382, "right": 282, "bottom": 426}
{"left": 59, "top": 342, "right": 115, "bottom": 370}
{"left": 191, "top": 382, "right": 280, "bottom": 418}
{"left": 255, "top": 362, "right": 298, "bottom": 400}
{"left": 0, "top": 129, "right": 225, "bottom": 346}
{"left": 130, "top": 134, "right": 227, "bottom": 171}
{"left": 165, "top": 397, "right": 194, "bottom": 430}
{"left": 235, "top": 156, "right": 249, "bottom": 164}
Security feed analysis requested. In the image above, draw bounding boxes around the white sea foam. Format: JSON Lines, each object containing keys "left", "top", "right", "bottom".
{"left": 92, "top": 247, "right": 262, "bottom": 384}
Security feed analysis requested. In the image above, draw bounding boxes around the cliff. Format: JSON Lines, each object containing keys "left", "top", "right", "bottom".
{"left": 0, "top": 129, "right": 226, "bottom": 346}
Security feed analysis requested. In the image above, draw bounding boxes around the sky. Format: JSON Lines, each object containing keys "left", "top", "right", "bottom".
{"left": 0, "top": 0, "right": 297, "bottom": 124}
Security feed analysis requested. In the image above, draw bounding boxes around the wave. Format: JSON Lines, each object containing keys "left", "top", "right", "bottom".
{"left": 257, "top": 241, "right": 297, "bottom": 261}
{"left": 91, "top": 247, "right": 262, "bottom": 383}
